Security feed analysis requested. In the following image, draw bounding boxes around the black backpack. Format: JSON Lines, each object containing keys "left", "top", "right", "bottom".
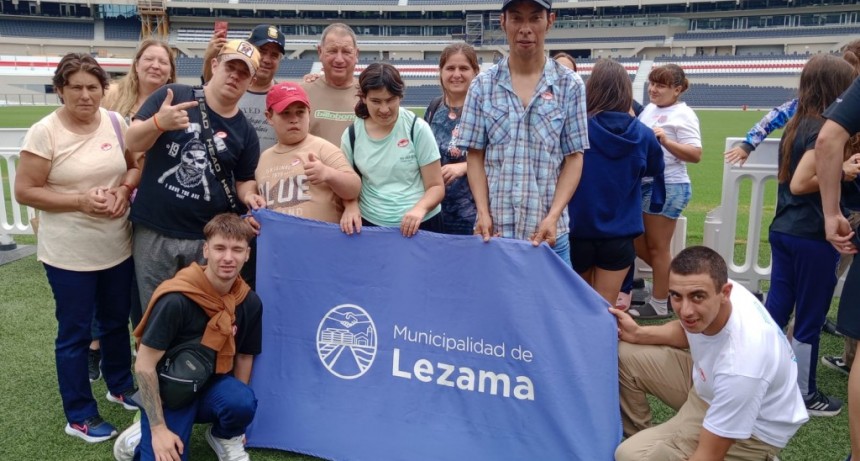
{"left": 423, "top": 96, "right": 444, "bottom": 123}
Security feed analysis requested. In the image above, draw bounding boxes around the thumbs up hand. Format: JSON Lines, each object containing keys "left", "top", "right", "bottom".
{"left": 153, "top": 88, "right": 199, "bottom": 132}
{"left": 304, "top": 152, "right": 330, "bottom": 185}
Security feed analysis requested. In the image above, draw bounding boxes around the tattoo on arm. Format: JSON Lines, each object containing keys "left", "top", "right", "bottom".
{"left": 137, "top": 369, "right": 165, "bottom": 427}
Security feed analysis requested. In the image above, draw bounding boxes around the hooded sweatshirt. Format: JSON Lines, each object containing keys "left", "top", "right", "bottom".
{"left": 568, "top": 111, "right": 665, "bottom": 239}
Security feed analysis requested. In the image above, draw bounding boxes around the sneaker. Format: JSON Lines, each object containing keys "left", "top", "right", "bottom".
{"left": 206, "top": 426, "right": 249, "bottom": 461}
{"left": 113, "top": 420, "right": 141, "bottom": 461}
{"left": 821, "top": 355, "right": 851, "bottom": 376}
{"left": 631, "top": 281, "right": 652, "bottom": 307}
{"left": 823, "top": 319, "right": 845, "bottom": 337}
{"left": 65, "top": 415, "right": 117, "bottom": 443}
{"left": 629, "top": 301, "right": 673, "bottom": 320}
{"left": 107, "top": 389, "right": 139, "bottom": 411}
{"left": 804, "top": 390, "right": 842, "bottom": 417}
{"left": 88, "top": 348, "right": 102, "bottom": 382}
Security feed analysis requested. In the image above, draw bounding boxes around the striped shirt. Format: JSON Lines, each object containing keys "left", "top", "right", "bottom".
{"left": 458, "top": 57, "right": 588, "bottom": 241}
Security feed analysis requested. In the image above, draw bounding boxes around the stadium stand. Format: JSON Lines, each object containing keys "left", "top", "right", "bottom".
{"left": 0, "top": 19, "right": 94, "bottom": 40}
{"left": 643, "top": 84, "right": 796, "bottom": 109}
{"left": 674, "top": 25, "right": 860, "bottom": 41}
{"left": 0, "top": 0, "right": 854, "bottom": 110}
{"left": 104, "top": 17, "right": 141, "bottom": 41}
{"left": 276, "top": 59, "right": 315, "bottom": 79}
{"left": 546, "top": 36, "right": 666, "bottom": 44}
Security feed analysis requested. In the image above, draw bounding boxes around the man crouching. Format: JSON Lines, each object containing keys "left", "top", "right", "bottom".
{"left": 115, "top": 213, "right": 262, "bottom": 461}
{"left": 610, "top": 246, "right": 808, "bottom": 460}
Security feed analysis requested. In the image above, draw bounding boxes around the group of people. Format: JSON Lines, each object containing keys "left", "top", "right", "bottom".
{"left": 11, "top": 0, "right": 859, "bottom": 459}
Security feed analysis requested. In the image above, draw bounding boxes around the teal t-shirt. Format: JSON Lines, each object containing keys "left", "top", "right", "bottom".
{"left": 341, "top": 108, "right": 441, "bottom": 227}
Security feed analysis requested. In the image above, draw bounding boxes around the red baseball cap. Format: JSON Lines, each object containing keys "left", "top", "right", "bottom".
{"left": 266, "top": 82, "right": 310, "bottom": 113}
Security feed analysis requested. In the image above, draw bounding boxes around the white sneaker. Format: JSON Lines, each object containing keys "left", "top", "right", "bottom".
{"left": 205, "top": 426, "right": 249, "bottom": 461}
{"left": 113, "top": 420, "right": 141, "bottom": 461}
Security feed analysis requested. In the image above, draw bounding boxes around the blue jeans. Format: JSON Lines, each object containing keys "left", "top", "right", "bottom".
{"left": 44, "top": 258, "right": 134, "bottom": 423}
{"left": 553, "top": 232, "right": 571, "bottom": 266}
{"left": 136, "top": 375, "right": 258, "bottom": 461}
{"left": 642, "top": 182, "right": 691, "bottom": 219}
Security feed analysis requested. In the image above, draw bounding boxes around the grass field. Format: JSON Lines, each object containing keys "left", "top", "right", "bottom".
{"left": 0, "top": 106, "right": 852, "bottom": 460}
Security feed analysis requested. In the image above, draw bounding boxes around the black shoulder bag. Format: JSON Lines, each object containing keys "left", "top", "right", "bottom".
{"left": 193, "top": 86, "right": 241, "bottom": 214}
{"left": 157, "top": 336, "right": 216, "bottom": 409}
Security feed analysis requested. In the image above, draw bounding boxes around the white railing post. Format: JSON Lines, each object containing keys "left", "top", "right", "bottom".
{"left": 0, "top": 130, "right": 36, "bottom": 251}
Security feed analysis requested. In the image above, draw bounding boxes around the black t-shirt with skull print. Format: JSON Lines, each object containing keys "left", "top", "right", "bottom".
{"left": 130, "top": 84, "right": 260, "bottom": 239}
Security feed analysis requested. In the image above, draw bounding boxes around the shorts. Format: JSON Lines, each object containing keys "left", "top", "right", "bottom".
{"left": 838, "top": 255, "right": 860, "bottom": 340}
{"left": 642, "top": 182, "right": 691, "bottom": 220}
{"left": 570, "top": 236, "right": 636, "bottom": 273}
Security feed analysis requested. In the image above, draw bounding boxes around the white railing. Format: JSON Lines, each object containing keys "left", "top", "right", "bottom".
{"left": 0, "top": 93, "right": 61, "bottom": 106}
{"left": 704, "top": 137, "right": 778, "bottom": 292}
{"left": 703, "top": 137, "right": 845, "bottom": 296}
{"left": 0, "top": 130, "right": 36, "bottom": 245}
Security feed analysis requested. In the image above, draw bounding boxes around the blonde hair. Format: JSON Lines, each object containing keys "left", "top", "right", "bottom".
{"left": 103, "top": 40, "right": 176, "bottom": 117}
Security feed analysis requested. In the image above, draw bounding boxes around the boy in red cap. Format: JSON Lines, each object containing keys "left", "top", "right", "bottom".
{"left": 244, "top": 82, "right": 361, "bottom": 225}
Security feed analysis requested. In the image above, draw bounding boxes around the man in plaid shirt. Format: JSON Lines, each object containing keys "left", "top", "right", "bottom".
{"left": 458, "top": 0, "right": 588, "bottom": 265}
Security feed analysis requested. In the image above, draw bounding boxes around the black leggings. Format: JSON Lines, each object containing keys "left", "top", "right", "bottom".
{"left": 362, "top": 213, "right": 443, "bottom": 233}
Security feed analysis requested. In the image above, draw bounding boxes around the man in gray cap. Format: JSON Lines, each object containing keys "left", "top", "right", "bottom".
{"left": 204, "top": 24, "right": 286, "bottom": 151}
{"left": 458, "top": 0, "right": 587, "bottom": 265}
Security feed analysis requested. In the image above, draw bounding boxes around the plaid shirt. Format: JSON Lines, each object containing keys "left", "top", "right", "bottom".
{"left": 458, "top": 57, "right": 588, "bottom": 241}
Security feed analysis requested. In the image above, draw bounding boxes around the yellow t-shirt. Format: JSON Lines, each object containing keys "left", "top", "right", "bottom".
{"left": 22, "top": 108, "right": 132, "bottom": 271}
{"left": 255, "top": 134, "right": 354, "bottom": 223}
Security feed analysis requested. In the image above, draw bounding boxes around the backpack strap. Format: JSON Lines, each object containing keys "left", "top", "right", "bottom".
{"left": 423, "top": 96, "right": 444, "bottom": 123}
{"left": 349, "top": 113, "right": 418, "bottom": 178}
{"left": 409, "top": 112, "right": 417, "bottom": 144}
{"left": 348, "top": 123, "right": 362, "bottom": 179}
{"left": 107, "top": 110, "right": 125, "bottom": 153}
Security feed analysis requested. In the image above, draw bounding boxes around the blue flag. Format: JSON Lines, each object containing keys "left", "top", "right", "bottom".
{"left": 247, "top": 210, "right": 621, "bottom": 460}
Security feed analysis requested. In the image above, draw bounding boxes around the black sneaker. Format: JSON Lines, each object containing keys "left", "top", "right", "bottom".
{"left": 88, "top": 348, "right": 102, "bottom": 383}
{"left": 821, "top": 355, "right": 851, "bottom": 376}
{"left": 823, "top": 319, "right": 844, "bottom": 337}
{"left": 631, "top": 281, "right": 652, "bottom": 307}
{"left": 629, "top": 301, "right": 673, "bottom": 320}
{"left": 107, "top": 388, "right": 139, "bottom": 411}
{"left": 804, "top": 390, "right": 842, "bottom": 417}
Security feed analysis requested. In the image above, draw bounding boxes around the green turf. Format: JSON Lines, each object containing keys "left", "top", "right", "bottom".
{"left": 0, "top": 106, "right": 851, "bottom": 460}
{"left": 0, "top": 105, "right": 56, "bottom": 127}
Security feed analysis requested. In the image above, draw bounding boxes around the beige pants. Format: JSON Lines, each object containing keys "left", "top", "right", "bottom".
{"left": 616, "top": 342, "right": 782, "bottom": 461}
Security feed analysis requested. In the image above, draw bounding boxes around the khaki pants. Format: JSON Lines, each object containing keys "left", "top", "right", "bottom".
{"left": 616, "top": 342, "right": 782, "bottom": 461}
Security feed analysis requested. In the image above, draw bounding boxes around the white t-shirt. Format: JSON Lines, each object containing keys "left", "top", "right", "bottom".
{"left": 687, "top": 281, "right": 808, "bottom": 448}
{"left": 22, "top": 108, "right": 132, "bottom": 271}
{"left": 239, "top": 89, "right": 275, "bottom": 152}
{"left": 638, "top": 101, "right": 701, "bottom": 184}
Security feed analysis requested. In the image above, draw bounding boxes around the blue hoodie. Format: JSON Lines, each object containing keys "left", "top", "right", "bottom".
{"left": 568, "top": 111, "right": 665, "bottom": 239}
